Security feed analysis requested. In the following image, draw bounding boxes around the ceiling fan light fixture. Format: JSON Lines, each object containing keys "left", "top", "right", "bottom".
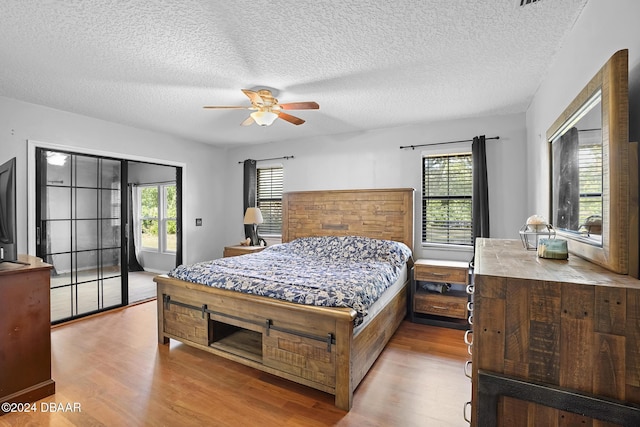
{"left": 205, "top": 89, "right": 316, "bottom": 126}
{"left": 250, "top": 111, "right": 279, "bottom": 126}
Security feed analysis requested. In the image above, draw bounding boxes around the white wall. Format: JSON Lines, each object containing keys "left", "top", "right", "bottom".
{"left": 225, "top": 113, "right": 528, "bottom": 262}
{"left": 128, "top": 161, "right": 177, "bottom": 184}
{"left": 526, "top": 0, "right": 640, "bottom": 216}
{"left": 0, "top": 95, "right": 227, "bottom": 266}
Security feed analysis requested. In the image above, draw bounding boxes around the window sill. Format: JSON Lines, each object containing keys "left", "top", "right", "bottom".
{"left": 421, "top": 243, "right": 474, "bottom": 253}
{"left": 140, "top": 249, "right": 176, "bottom": 255}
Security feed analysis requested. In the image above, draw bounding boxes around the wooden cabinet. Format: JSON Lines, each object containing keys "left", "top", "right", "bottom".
{"left": 0, "top": 255, "right": 55, "bottom": 410}
{"left": 472, "top": 239, "right": 640, "bottom": 426}
{"left": 223, "top": 245, "right": 265, "bottom": 257}
{"left": 410, "top": 259, "right": 470, "bottom": 329}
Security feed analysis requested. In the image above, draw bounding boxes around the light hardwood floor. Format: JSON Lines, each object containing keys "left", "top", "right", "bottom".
{"left": 1, "top": 301, "right": 471, "bottom": 426}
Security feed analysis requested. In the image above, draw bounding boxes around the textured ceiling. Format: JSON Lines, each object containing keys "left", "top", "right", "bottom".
{"left": 0, "top": 0, "right": 588, "bottom": 147}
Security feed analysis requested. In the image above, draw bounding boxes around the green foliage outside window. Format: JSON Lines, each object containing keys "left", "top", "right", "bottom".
{"left": 140, "top": 184, "right": 176, "bottom": 251}
{"left": 141, "top": 187, "right": 158, "bottom": 248}
{"left": 165, "top": 185, "right": 177, "bottom": 234}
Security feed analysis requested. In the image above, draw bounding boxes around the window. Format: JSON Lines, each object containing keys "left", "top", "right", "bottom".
{"left": 140, "top": 183, "right": 177, "bottom": 252}
{"left": 257, "top": 166, "right": 283, "bottom": 235}
{"left": 422, "top": 153, "right": 473, "bottom": 246}
{"left": 578, "top": 142, "right": 602, "bottom": 226}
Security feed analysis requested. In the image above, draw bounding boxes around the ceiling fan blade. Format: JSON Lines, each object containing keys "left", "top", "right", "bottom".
{"left": 240, "top": 115, "right": 255, "bottom": 126}
{"left": 241, "top": 89, "right": 265, "bottom": 106}
{"left": 203, "top": 106, "right": 250, "bottom": 109}
{"left": 278, "top": 101, "right": 319, "bottom": 110}
{"left": 278, "top": 112, "right": 305, "bottom": 125}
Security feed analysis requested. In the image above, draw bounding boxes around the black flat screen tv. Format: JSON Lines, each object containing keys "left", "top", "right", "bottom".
{"left": 0, "top": 157, "right": 18, "bottom": 263}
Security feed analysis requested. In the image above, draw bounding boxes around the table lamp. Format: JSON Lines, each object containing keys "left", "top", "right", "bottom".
{"left": 243, "top": 207, "right": 264, "bottom": 246}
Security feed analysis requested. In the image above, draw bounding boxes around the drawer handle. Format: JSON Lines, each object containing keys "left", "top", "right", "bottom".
{"left": 468, "top": 314, "right": 473, "bottom": 325}
{"left": 467, "top": 301, "right": 473, "bottom": 312}
{"left": 467, "top": 344, "right": 472, "bottom": 355}
{"left": 464, "top": 360, "right": 472, "bottom": 379}
{"left": 466, "top": 285, "right": 474, "bottom": 294}
{"left": 428, "top": 272, "right": 448, "bottom": 277}
{"left": 431, "top": 305, "right": 448, "bottom": 310}
{"left": 464, "top": 329, "right": 473, "bottom": 345}
{"left": 463, "top": 401, "right": 472, "bottom": 424}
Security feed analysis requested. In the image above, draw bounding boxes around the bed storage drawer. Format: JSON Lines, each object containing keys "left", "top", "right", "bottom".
{"left": 163, "top": 299, "right": 208, "bottom": 346}
{"left": 263, "top": 329, "right": 336, "bottom": 387}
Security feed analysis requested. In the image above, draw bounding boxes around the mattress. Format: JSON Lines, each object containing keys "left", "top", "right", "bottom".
{"left": 168, "top": 235, "right": 412, "bottom": 326}
{"left": 353, "top": 263, "right": 407, "bottom": 334}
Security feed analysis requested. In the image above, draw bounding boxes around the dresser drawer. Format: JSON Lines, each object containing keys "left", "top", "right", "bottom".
{"left": 414, "top": 264, "right": 468, "bottom": 284}
{"left": 413, "top": 292, "right": 467, "bottom": 319}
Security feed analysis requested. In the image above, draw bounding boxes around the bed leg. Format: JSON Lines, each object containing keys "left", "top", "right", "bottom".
{"left": 335, "top": 318, "right": 354, "bottom": 411}
{"left": 156, "top": 286, "right": 169, "bottom": 345}
{"left": 335, "top": 389, "right": 353, "bottom": 411}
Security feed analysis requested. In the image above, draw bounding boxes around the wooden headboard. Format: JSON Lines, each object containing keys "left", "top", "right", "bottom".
{"left": 281, "top": 188, "right": 415, "bottom": 252}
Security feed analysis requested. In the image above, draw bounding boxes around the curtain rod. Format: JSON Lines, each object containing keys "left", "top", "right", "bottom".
{"left": 399, "top": 136, "right": 500, "bottom": 150}
{"left": 238, "top": 155, "right": 295, "bottom": 164}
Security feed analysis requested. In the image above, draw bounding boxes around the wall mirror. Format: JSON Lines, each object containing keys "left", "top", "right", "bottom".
{"left": 547, "top": 49, "right": 638, "bottom": 276}
{"left": 550, "top": 90, "right": 603, "bottom": 244}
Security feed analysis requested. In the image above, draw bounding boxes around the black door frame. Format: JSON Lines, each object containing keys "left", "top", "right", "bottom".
{"left": 36, "top": 147, "right": 129, "bottom": 323}
{"left": 32, "top": 145, "right": 184, "bottom": 323}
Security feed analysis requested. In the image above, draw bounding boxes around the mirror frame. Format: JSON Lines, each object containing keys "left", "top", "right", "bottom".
{"left": 547, "top": 49, "right": 638, "bottom": 276}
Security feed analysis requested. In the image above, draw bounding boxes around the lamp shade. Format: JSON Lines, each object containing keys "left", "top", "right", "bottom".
{"left": 243, "top": 207, "right": 264, "bottom": 225}
{"left": 250, "top": 111, "right": 278, "bottom": 126}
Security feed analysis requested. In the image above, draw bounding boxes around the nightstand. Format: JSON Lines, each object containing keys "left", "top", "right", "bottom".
{"left": 410, "top": 259, "right": 471, "bottom": 329}
{"left": 223, "top": 245, "right": 265, "bottom": 257}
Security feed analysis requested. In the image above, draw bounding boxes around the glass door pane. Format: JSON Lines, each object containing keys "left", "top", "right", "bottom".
{"left": 36, "top": 149, "right": 126, "bottom": 323}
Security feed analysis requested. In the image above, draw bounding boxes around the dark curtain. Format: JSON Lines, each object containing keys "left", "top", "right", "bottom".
{"left": 243, "top": 159, "right": 257, "bottom": 240}
{"left": 554, "top": 127, "right": 580, "bottom": 230}
{"left": 127, "top": 184, "right": 144, "bottom": 272}
{"left": 472, "top": 135, "right": 490, "bottom": 245}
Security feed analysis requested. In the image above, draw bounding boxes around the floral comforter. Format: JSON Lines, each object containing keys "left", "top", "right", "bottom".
{"left": 168, "top": 236, "right": 412, "bottom": 326}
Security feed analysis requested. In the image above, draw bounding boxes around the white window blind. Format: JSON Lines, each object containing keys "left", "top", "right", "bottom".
{"left": 257, "top": 166, "right": 283, "bottom": 235}
{"left": 578, "top": 143, "right": 602, "bottom": 225}
{"left": 422, "top": 153, "right": 473, "bottom": 245}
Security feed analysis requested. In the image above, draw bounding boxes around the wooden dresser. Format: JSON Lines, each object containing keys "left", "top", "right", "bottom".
{"left": 472, "top": 239, "right": 640, "bottom": 426}
{"left": 0, "top": 255, "right": 55, "bottom": 411}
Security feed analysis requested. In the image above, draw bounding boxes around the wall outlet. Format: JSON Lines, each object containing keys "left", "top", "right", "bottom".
{"left": 195, "top": 218, "right": 202, "bottom": 226}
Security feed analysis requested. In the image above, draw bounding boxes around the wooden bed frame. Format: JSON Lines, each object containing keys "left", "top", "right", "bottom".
{"left": 154, "top": 188, "right": 414, "bottom": 410}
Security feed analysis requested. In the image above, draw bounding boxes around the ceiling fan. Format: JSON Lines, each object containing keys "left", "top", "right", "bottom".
{"left": 203, "top": 89, "right": 319, "bottom": 127}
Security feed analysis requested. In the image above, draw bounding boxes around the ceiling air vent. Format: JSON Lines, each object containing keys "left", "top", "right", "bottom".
{"left": 519, "top": 0, "right": 540, "bottom": 5}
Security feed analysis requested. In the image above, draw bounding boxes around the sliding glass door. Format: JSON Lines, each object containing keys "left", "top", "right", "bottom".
{"left": 36, "top": 149, "right": 127, "bottom": 323}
